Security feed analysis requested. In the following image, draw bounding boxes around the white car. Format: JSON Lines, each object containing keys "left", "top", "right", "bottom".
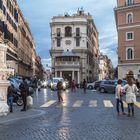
{"left": 87, "top": 82, "right": 95, "bottom": 90}
{"left": 50, "top": 77, "right": 66, "bottom": 90}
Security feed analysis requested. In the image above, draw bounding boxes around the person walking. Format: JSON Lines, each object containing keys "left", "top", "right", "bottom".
{"left": 115, "top": 79, "right": 125, "bottom": 115}
{"left": 124, "top": 78, "right": 138, "bottom": 117}
{"left": 7, "top": 84, "right": 14, "bottom": 112}
{"left": 19, "top": 78, "right": 29, "bottom": 111}
{"left": 83, "top": 79, "right": 87, "bottom": 94}
{"left": 71, "top": 80, "right": 76, "bottom": 92}
{"left": 57, "top": 80, "right": 63, "bottom": 103}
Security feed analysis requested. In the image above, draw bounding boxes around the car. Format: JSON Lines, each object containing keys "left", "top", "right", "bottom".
{"left": 41, "top": 80, "right": 48, "bottom": 88}
{"left": 99, "top": 80, "right": 127, "bottom": 93}
{"left": 94, "top": 80, "right": 102, "bottom": 90}
{"left": 50, "top": 77, "right": 66, "bottom": 90}
{"left": 87, "top": 82, "right": 95, "bottom": 90}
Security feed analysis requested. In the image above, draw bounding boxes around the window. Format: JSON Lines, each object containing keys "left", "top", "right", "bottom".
{"left": 76, "top": 38, "right": 80, "bottom": 46}
{"left": 76, "top": 28, "right": 80, "bottom": 36}
{"left": 65, "top": 26, "right": 72, "bottom": 37}
{"left": 56, "top": 28, "right": 61, "bottom": 37}
{"left": 127, "top": 13, "right": 133, "bottom": 23}
{"left": 126, "top": 32, "right": 134, "bottom": 41}
{"left": 126, "top": 0, "right": 133, "bottom": 5}
{"left": 126, "top": 48, "right": 134, "bottom": 60}
{"left": 57, "top": 38, "right": 61, "bottom": 47}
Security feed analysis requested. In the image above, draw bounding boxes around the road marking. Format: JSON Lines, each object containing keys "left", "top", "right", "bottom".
{"left": 73, "top": 100, "right": 83, "bottom": 107}
{"left": 103, "top": 100, "right": 113, "bottom": 108}
{"left": 123, "top": 101, "right": 128, "bottom": 108}
{"left": 135, "top": 102, "right": 140, "bottom": 108}
{"left": 89, "top": 100, "right": 97, "bottom": 107}
{"left": 40, "top": 100, "right": 56, "bottom": 107}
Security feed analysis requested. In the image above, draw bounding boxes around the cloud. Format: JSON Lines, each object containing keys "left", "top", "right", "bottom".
{"left": 17, "top": 0, "right": 118, "bottom": 66}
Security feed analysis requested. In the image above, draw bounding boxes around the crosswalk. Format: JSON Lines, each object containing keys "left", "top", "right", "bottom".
{"left": 40, "top": 100, "right": 140, "bottom": 109}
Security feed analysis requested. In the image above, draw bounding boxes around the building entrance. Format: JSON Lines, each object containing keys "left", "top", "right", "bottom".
{"left": 62, "top": 71, "right": 72, "bottom": 82}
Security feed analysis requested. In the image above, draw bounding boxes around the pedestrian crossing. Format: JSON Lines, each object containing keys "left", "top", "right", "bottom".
{"left": 40, "top": 100, "right": 140, "bottom": 109}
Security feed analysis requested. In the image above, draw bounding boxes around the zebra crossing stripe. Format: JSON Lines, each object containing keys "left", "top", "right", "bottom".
{"left": 89, "top": 100, "right": 97, "bottom": 107}
{"left": 103, "top": 100, "right": 113, "bottom": 108}
{"left": 73, "top": 100, "right": 83, "bottom": 107}
{"left": 40, "top": 100, "right": 56, "bottom": 107}
{"left": 135, "top": 102, "right": 140, "bottom": 108}
{"left": 123, "top": 101, "right": 128, "bottom": 108}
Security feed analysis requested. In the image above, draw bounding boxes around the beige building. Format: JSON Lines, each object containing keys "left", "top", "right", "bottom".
{"left": 114, "top": 0, "right": 140, "bottom": 80}
{"left": 99, "top": 53, "right": 114, "bottom": 80}
{"left": 0, "top": 0, "right": 41, "bottom": 78}
{"left": 50, "top": 9, "right": 99, "bottom": 84}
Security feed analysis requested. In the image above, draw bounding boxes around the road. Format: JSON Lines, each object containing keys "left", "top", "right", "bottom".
{"left": 0, "top": 88, "right": 140, "bottom": 140}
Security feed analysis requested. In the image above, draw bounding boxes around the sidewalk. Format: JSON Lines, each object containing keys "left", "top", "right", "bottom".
{"left": 0, "top": 103, "right": 45, "bottom": 124}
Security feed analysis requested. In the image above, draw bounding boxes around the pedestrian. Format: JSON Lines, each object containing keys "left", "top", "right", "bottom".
{"left": 7, "top": 84, "right": 14, "bottom": 112}
{"left": 19, "top": 77, "right": 29, "bottom": 111}
{"left": 124, "top": 78, "right": 139, "bottom": 117}
{"left": 71, "top": 80, "right": 76, "bottom": 92}
{"left": 83, "top": 79, "right": 87, "bottom": 94}
{"left": 115, "top": 79, "right": 125, "bottom": 115}
{"left": 57, "top": 80, "right": 63, "bottom": 103}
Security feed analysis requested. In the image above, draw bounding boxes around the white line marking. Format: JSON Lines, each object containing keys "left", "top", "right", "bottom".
{"left": 103, "top": 100, "right": 113, "bottom": 108}
{"left": 89, "top": 100, "right": 97, "bottom": 107}
{"left": 73, "top": 100, "right": 83, "bottom": 107}
{"left": 40, "top": 100, "right": 56, "bottom": 107}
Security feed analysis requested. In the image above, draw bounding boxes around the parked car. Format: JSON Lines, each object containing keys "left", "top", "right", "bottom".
{"left": 87, "top": 82, "right": 95, "bottom": 89}
{"left": 94, "top": 80, "right": 102, "bottom": 90}
{"left": 50, "top": 77, "right": 66, "bottom": 90}
{"left": 99, "top": 80, "right": 127, "bottom": 93}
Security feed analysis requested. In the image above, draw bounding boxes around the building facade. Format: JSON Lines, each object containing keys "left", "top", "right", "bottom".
{"left": 99, "top": 53, "right": 114, "bottom": 80}
{"left": 50, "top": 9, "right": 99, "bottom": 84}
{"left": 114, "top": 0, "right": 140, "bottom": 80}
{"left": 0, "top": 0, "right": 41, "bottom": 78}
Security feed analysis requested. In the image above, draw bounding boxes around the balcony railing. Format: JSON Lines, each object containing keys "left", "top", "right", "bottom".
{"left": 55, "top": 61, "right": 80, "bottom": 67}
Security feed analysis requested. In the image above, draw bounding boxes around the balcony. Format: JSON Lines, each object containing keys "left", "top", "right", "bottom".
{"left": 55, "top": 61, "right": 80, "bottom": 67}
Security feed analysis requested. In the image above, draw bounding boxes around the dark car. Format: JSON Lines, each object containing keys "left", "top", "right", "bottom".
{"left": 99, "top": 80, "right": 127, "bottom": 93}
{"left": 94, "top": 80, "right": 102, "bottom": 90}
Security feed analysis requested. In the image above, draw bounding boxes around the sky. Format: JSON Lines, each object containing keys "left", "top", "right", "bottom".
{"left": 17, "top": 0, "right": 117, "bottom": 67}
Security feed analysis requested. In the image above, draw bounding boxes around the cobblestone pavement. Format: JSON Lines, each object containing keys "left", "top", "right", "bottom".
{"left": 1, "top": 88, "right": 140, "bottom": 140}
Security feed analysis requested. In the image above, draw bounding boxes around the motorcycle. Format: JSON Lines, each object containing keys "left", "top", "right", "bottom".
{"left": 13, "top": 90, "right": 23, "bottom": 106}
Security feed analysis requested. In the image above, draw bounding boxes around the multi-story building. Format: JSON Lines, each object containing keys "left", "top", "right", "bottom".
{"left": 50, "top": 9, "right": 99, "bottom": 84}
{"left": 0, "top": 0, "right": 41, "bottom": 78}
{"left": 114, "top": 0, "right": 140, "bottom": 80}
{"left": 99, "top": 53, "right": 114, "bottom": 80}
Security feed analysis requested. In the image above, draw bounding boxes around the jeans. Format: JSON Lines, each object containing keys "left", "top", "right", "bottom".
{"left": 116, "top": 98, "right": 124, "bottom": 113}
{"left": 128, "top": 103, "right": 134, "bottom": 115}
{"left": 7, "top": 96, "right": 13, "bottom": 112}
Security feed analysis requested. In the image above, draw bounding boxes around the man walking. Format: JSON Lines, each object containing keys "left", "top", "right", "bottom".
{"left": 19, "top": 78, "right": 29, "bottom": 111}
{"left": 57, "top": 80, "right": 63, "bottom": 103}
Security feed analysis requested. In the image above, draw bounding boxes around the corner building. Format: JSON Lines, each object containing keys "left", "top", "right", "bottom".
{"left": 50, "top": 10, "right": 99, "bottom": 84}
{"left": 114, "top": 0, "right": 140, "bottom": 79}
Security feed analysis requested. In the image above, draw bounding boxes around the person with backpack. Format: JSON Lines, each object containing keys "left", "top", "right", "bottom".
{"left": 19, "top": 78, "right": 29, "bottom": 111}
{"left": 57, "top": 80, "right": 63, "bottom": 103}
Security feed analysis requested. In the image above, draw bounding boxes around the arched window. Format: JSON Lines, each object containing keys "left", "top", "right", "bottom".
{"left": 126, "top": 48, "right": 133, "bottom": 60}
{"left": 127, "top": 13, "right": 133, "bottom": 23}
{"left": 65, "top": 26, "right": 72, "bottom": 37}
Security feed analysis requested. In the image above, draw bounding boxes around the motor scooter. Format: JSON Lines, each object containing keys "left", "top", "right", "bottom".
{"left": 13, "top": 90, "right": 23, "bottom": 106}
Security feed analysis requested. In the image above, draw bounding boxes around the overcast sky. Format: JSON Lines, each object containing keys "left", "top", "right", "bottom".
{"left": 17, "top": 0, "right": 117, "bottom": 67}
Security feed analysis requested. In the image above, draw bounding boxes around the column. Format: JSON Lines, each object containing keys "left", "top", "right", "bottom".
{"left": 78, "top": 70, "right": 80, "bottom": 84}
{"left": 72, "top": 71, "right": 74, "bottom": 80}
{"left": 60, "top": 71, "right": 62, "bottom": 77}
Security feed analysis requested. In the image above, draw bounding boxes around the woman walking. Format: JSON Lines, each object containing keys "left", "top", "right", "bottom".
{"left": 124, "top": 78, "right": 138, "bottom": 117}
{"left": 115, "top": 79, "right": 125, "bottom": 115}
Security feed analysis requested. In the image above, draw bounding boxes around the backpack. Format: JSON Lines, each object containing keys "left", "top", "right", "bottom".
{"left": 19, "top": 82, "right": 29, "bottom": 92}
{"left": 57, "top": 81, "right": 63, "bottom": 90}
